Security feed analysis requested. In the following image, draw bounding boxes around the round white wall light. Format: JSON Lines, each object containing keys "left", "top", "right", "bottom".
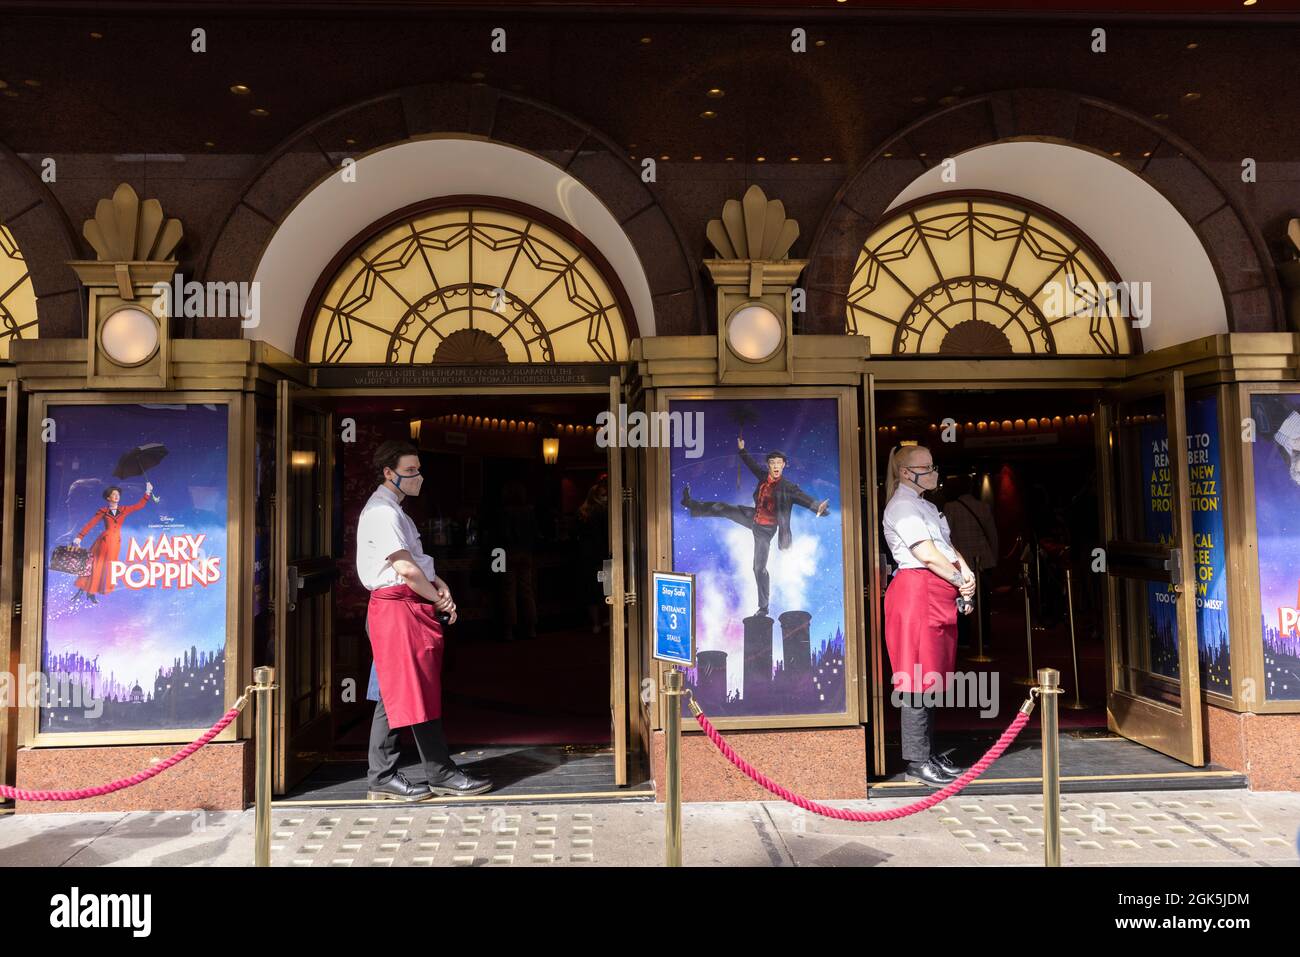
{"left": 726, "top": 303, "right": 784, "bottom": 362}
{"left": 100, "top": 306, "right": 160, "bottom": 366}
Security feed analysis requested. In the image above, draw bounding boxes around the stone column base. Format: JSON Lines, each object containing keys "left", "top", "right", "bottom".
{"left": 650, "top": 725, "right": 866, "bottom": 803}
{"left": 14, "top": 741, "right": 253, "bottom": 813}
{"left": 1205, "top": 705, "right": 1300, "bottom": 790}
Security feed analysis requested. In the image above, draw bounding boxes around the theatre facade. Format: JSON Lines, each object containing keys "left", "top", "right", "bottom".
{"left": 2, "top": 7, "right": 1300, "bottom": 810}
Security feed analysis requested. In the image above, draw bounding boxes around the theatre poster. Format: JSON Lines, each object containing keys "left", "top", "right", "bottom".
{"left": 1139, "top": 395, "right": 1231, "bottom": 695}
{"left": 1248, "top": 391, "right": 1300, "bottom": 702}
{"left": 664, "top": 391, "right": 859, "bottom": 725}
{"left": 32, "top": 401, "right": 234, "bottom": 736}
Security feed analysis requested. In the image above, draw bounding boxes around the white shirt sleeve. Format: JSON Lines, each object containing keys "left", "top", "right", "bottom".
{"left": 893, "top": 507, "right": 933, "bottom": 550}
{"left": 362, "top": 506, "right": 408, "bottom": 564}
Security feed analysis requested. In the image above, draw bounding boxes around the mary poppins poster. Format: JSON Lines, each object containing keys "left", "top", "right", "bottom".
{"left": 39, "top": 403, "right": 230, "bottom": 732}
{"left": 669, "top": 396, "right": 847, "bottom": 719}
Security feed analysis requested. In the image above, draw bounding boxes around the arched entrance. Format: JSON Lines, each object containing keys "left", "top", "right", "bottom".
{"left": 262, "top": 172, "right": 650, "bottom": 801}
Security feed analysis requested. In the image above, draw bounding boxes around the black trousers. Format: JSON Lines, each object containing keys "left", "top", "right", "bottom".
{"left": 897, "top": 692, "right": 934, "bottom": 765}
{"left": 367, "top": 694, "right": 457, "bottom": 788}
{"left": 687, "top": 499, "right": 777, "bottom": 614}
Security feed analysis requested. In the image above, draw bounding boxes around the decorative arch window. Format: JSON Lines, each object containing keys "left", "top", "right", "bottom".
{"left": 846, "top": 194, "right": 1135, "bottom": 356}
{"left": 0, "top": 224, "right": 39, "bottom": 359}
{"left": 304, "top": 201, "right": 632, "bottom": 364}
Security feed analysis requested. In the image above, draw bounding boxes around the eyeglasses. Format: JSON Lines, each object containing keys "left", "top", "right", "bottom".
{"left": 393, "top": 467, "right": 421, "bottom": 476}
{"left": 908, "top": 465, "right": 938, "bottom": 476}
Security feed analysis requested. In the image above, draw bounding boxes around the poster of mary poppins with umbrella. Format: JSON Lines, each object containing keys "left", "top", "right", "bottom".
{"left": 38, "top": 402, "right": 229, "bottom": 734}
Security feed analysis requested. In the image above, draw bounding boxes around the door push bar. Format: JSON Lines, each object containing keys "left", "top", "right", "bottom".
{"left": 1104, "top": 541, "right": 1183, "bottom": 586}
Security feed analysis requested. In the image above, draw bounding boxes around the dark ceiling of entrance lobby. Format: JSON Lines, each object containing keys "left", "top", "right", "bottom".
{"left": 0, "top": 2, "right": 1296, "bottom": 162}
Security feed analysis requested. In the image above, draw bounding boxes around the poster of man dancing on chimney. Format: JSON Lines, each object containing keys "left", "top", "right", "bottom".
{"left": 36, "top": 402, "right": 230, "bottom": 734}
{"left": 669, "top": 394, "right": 851, "bottom": 719}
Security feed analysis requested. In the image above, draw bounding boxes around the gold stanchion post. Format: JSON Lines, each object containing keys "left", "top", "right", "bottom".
{"left": 662, "top": 667, "right": 684, "bottom": 868}
{"left": 1038, "top": 667, "right": 1062, "bottom": 867}
{"left": 1013, "top": 562, "right": 1036, "bottom": 685}
{"left": 968, "top": 564, "right": 993, "bottom": 663}
{"left": 254, "top": 666, "right": 275, "bottom": 868}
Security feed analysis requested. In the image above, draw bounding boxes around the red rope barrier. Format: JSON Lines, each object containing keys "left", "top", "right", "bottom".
{"left": 0, "top": 698, "right": 248, "bottom": 803}
{"left": 692, "top": 704, "right": 1034, "bottom": 821}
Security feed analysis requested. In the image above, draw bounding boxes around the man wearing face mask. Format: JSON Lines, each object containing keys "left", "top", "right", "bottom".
{"left": 357, "top": 440, "right": 491, "bottom": 800}
{"left": 881, "top": 444, "right": 977, "bottom": 788}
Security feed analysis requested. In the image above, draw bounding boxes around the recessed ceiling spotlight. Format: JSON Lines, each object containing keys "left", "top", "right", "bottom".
{"left": 1186, "top": 41, "right": 1199, "bottom": 49}
{"left": 700, "top": 110, "right": 716, "bottom": 119}
{"left": 89, "top": 32, "right": 103, "bottom": 39}
{"left": 789, "top": 156, "right": 800, "bottom": 162}
{"left": 1243, "top": 0, "right": 1257, "bottom": 6}
{"left": 204, "top": 140, "right": 216, "bottom": 147}
{"left": 659, "top": 154, "right": 669, "bottom": 160}
{"left": 692, "top": 154, "right": 702, "bottom": 160}
{"left": 756, "top": 156, "right": 766, "bottom": 162}
{"left": 725, "top": 155, "right": 735, "bottom": 161}
{"left": 822, "top": 156, "right": 832, "bottom": 162}
{"left": 1154, "top": 112, "right": 1170, "bottom": 120}
{"left": 345, "top": 137, "right": 356, "bottom": 145}
{"left": 1142, "top": 150, "right": 1152, "bottom": 157}
{"left": 706, "top": 87, "right": 725, "bottom": 98}
{"left": 1111, "top": 151, "right": 1122, "bottom": 157}
{"left": 230, "top": 84, "right": 251, "bottom": 95}
{"left": 1182, "top": 92, "right": 1201, "bottom": 101}
{"left": 640, "top": 36, "right": 652, "bottom": 44}
{"left": 250, "top": 107, "right": 269, "bottom": 117}
{"left": 815, "top": 39, "right": 826, "bottom": 47}
{"left": 883, "top": 151, "right": 894, "bottom": 158}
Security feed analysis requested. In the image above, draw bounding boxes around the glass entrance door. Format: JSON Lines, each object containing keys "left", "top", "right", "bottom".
{"left": 273, "top": 381, "right": 336, "bottom": 793}
{"left": 1096, "top": 369, "right": 1205, "bottom": 766}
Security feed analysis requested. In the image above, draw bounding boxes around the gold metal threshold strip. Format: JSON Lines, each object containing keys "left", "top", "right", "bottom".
{"left": 274, "top": 787, "right": 657, "bottom": 807}
{"left": 870, "top": 769, "right": 1244, "bottom": 789}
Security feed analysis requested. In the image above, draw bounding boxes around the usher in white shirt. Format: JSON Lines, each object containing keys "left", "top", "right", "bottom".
{"left": 355, "top": 483, "right": 435, "bottom": 591}
{"left": 882, "top": 483, "right": 960, "bottom": 570}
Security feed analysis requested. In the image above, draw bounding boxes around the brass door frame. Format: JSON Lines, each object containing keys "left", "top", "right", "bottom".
{"left": 606, "top": 375, "right": 630, "bottom": 785}
{"left": 861, "top": 373, "right": 887, "bottom": 774}
{"left": 273, "top": 380, "right": 335, "bottom": 794}
{"left": 1, "top": 380, "right": 20, "bottom": 788}
{"left": 1095, "top": 370, "right": 1204, "bottom": 766}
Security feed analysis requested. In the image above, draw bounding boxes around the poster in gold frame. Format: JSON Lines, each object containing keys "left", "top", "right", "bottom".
{"left": 652, "top": 386, "right": 862, "bottom": 731}
{"left": 18, "top": 392, "right": 245, "bottom": 748}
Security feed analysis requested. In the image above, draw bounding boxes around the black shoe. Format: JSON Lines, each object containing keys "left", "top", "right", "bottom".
{"left": 931, "top": 752, "right": 967, "bottom": 779}
{"left": 366, "top": 772, "right": 434, "bottom": 802}
{"left": 426, "top": 769, "right": 493, "bottom": 796}
{"left": 904, "top": 760, "right": 956, "bottom": 788}
{"left": 680, "top": 483, "right": 693, "bottom": 510}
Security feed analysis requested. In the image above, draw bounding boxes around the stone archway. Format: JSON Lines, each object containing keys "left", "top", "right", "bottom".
{"left": 0, "top": 139, "right": 84, "bottom": 338}
{"left": 804, "top": 88, "right": 1283, "bottom": 338}
{"left": 199, "top": 82, "right": 705, "bottom": 344}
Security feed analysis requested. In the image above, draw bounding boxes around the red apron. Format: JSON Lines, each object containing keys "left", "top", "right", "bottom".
{"left": 883, "top": 568, "right": 958, "bottom": 693}
{"left": 367, "top": 584, "right": 444, "bottom": 728}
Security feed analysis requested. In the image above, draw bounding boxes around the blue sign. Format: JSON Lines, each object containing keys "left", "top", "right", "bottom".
{"left": 653, "top": 571, "right": 695, "bottom": 666}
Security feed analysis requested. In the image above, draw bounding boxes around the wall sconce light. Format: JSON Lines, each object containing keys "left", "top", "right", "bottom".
{"left": 541, "top": 437, "right": 559, "bottom": 465}
{"left": 409, "top": 419, "right": 422, "bottom": 442}
{"left": 290, "top": 450, "right": 316, "bottom": 469}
